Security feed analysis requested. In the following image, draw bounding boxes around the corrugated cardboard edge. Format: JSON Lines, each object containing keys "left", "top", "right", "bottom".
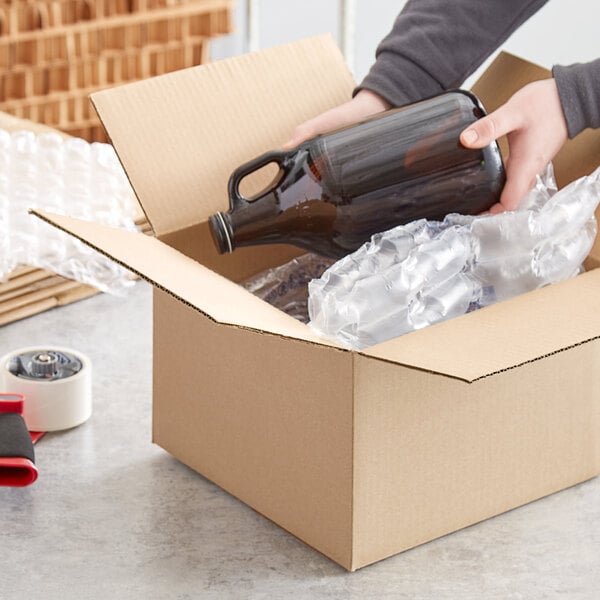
{"left": 362, "top": 265, "right": 600, "bottom": 382}
{"left": 30, "top": 208, "right": 600, "bottom": 385}
{"left": 31, "top": 209, "right": 345, "bottom": 348}
{"left": 365, "top": 331, "right": 600, "bottom": 384}
{"left": 87, "top": 108, "right": 156, "bottom": 237}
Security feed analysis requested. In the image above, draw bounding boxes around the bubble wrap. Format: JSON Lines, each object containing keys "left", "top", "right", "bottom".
{"left": 241, "top": 253, "right": 336, "bottom": 323}
{"left": 0, "top": 129, "right": 139, "bottom": 294}
{"left": 308, "top": 165, "right": 600, "bottom": 350}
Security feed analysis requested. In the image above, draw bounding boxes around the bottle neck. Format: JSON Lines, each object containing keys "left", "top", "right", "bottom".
{"left": 211, "top": 190, "right": 280, "bottom": 253}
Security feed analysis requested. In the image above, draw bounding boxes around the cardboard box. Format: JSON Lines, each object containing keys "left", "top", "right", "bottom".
{"left": 33, "top": 36, "right": 600, "bottom": 571}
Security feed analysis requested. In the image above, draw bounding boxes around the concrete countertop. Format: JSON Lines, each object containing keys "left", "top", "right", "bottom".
{"left": 2, "top": 281, "right": 599, "bottom": 599}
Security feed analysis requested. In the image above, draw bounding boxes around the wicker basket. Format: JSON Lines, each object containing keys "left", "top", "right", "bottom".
{"left": 0, "top": 0, "right": 233, "bottom": 141}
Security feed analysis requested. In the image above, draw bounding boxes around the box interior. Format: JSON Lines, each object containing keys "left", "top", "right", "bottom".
{"left": 158, "top": 221, "right": 304, "bottom": 283}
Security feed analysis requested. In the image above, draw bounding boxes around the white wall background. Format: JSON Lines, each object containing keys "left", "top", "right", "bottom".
{"left": 211, "top": 0, "right": 599, "bottom": 87}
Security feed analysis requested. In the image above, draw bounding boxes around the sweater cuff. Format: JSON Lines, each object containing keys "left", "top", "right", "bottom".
{"left": 552, "top": 60, "right": 600, "bottom": 139}
{"left": 353, "top": 51, "right": 445, "bottom": 108}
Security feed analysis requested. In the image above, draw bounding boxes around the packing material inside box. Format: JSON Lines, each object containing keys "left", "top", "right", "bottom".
{"left": 33, "top": 37, "right": 600, "bottom": 571}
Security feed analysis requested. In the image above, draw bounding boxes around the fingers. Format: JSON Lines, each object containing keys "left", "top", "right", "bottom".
{"left": 461, "top": 104, "right": 533, "bottom": 211}
{"left": 283, "top": 89, "right": 390, "bottom": 149}
{"left": 283, "top": 105, "right": 355, "bottom": 149}
{"left": 498, "top": 154, "right": 541, "bottom": 210}
{"left": 459, "top": 104, "right": 521, "bottom": 149}
{"left": 462, "top": 79, "right": 569, "bottom": 211}
{"left": 484, "top": 202, "right": 507, "bottom": 215}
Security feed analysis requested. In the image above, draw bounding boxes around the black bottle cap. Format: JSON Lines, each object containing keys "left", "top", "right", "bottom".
{"left": 209, "top": 212, "right": 234, "bottom": 254}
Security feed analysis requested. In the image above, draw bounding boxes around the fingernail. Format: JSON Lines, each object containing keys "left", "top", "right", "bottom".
{"left": 462, "top": 129, "right": 478, "bottom": 144}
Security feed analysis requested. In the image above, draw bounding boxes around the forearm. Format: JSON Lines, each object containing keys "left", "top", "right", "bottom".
{"left": 356, "top": 0, "right": 550, "bottom": 106}
{"left": 553, "top": 59, "right": 600, "bottom": 138}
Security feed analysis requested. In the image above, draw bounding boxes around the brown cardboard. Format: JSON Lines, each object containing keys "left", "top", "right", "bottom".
{"left": 363, "top": 268, "right": 600, "bottom": 380}
{"left": 352, "top": 345, "right": 600, "bottom": 569}
{"left": 91, "top": 35, "right": 356, "bottom": 236}
{"left": 33, "top": 210, "right": 333, "bottom": 345}
{"left": 153, "top": 288, "right": 355, "bottom": 567}
{"left": 33, "top": 37, "right": 600, "bottom": 570}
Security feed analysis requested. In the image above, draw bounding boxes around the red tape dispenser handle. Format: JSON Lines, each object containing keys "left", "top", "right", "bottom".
{"left": 0, "top": 394, "right": 38, "bottom": 487}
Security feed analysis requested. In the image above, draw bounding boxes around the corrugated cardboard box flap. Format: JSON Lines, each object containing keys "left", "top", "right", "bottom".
{"left": 362, "top": 268, "right": 600, "bottom": 381}
{"left": 32, "top": 206, "right": 600, "bottom": 380}
{"left": 32, "top": 210, "right": 339, "bottom": 346}
{"left": 90, "top": 35, "right": 355, "bottom": 237}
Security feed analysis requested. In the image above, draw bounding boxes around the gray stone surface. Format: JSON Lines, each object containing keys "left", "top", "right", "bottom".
{"left": 1, "top": 281, "right": 599, "bottom": 599}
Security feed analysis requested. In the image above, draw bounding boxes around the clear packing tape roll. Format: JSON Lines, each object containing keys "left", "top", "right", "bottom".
{"left": 0, "top": 347, "right": 92, "bottom": 431}
{"left": 308, "top": 165, "right": 600, "bottom": 350}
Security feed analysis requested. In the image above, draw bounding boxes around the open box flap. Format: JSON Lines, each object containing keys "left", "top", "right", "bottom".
{"left": 90, "top": 35, "right": 355, "bottom": 237}
{"left": 361, "top": 268, "right": 600, "bottom": 382}
{"left": 32, "top": 210, "right": 340, "bottom": 347}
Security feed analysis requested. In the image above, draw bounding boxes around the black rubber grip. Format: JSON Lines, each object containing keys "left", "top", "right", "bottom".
{"left": 0, "top": 413, "right": 35, "bottom": 463}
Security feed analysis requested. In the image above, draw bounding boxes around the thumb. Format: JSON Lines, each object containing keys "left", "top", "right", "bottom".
{"left": 282, "top": 123, "right": 316, "bottom": 149}
{"left": 498, "top": 155, "right": 540, "bottom": 211}
{"left": 460, "top": 105, "right": 517, "bottom": 149}
{"left": 283, "top": 92, "right": 390, "bottom": 149}
{"left": 282, "top": 110, "right": 346, "bottom": 149}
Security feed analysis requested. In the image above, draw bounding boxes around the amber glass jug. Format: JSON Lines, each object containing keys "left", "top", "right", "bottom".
{"left": 209, "top": 90, "right": 505, "bottom": 259}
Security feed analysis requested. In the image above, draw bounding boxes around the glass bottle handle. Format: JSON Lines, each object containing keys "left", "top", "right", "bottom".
{"left": 227, "top": 149, "right": 290, "bottom": 209}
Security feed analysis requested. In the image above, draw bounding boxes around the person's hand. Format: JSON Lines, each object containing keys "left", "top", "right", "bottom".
{"left": 460, "top": 78, "right": 568, "bottom": 213}
{"left": 283, "top": 89, "right": 391, "bottom": 148}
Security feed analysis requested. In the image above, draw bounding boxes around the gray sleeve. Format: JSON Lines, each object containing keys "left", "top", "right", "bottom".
{"left": 552, "top": 60, "right": 600, "bottom": 138}
{"left": 356, "top": 0, "right": 550, "bottom": 105}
